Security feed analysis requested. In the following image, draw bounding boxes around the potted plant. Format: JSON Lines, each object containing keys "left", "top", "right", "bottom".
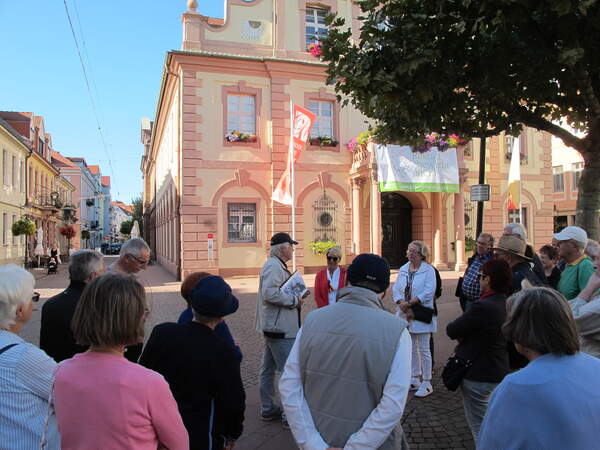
{"left": 11, "top": 217, "right": 36, "bottom": 267}
{"left": 225, "top": 131, "right": 258, "bottom": 143}
{"left": 308, "top": 240, "right": 338, "bottom": 256}
{"left": 60, "top": 225, "right": 76, "bottom": 258}
{"left": 309, "top": 136, "right": 339, "bottom": 147}
{"left": 81, "top": 230, "right": 91, "bottom": 249}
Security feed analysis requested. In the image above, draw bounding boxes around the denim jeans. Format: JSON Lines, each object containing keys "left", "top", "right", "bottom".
{"left": 461, "top": 379, "right": 499, "bottom": 445}
{"left": 259, "top": 337, "right": 295, "bottom": 416}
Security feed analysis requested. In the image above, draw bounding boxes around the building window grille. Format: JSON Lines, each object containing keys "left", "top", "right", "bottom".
{"left": 463, "top": 199, "right": 474, "bottom": 241}
{"left": 553, "top": 166, "right": 564, "bottom": 192}
{"left": 572, "top": 162, "right": 584, "bottom": 191}
{"left": 305, "top": 7, "right": 328, "bottom": 46}
{"left": 308, "top": 101, "right": 334, "bottom": 138}
{"left": 227, "top": 95, "right": 256, "bottom": 135}
{"left": 227, "top": 203, "right": 257, "bottom": 243}
{"left": 508, "top": 207, "right": 528, "bottom": 234}
{"left": 313, "top": 192, "right": 337, "bottom": 242}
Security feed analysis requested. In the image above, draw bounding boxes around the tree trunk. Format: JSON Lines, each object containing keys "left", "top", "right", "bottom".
{"left": 576, "top": 145, "right": 600, "bottom": 241}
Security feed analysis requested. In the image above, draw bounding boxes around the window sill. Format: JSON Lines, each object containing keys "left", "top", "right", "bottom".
{"left": 307, "top": 144, "right": 340, "bottom": 153}
{"left": 222, "top": 240, "right": 262, "bottom": 248}
{"left": 223, "top": 139, "right": 261, "bottom": 149}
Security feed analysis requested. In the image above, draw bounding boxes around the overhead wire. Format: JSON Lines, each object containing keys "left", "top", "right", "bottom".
{"left": 62, "top": 0, "right": 121, "bottom": 197}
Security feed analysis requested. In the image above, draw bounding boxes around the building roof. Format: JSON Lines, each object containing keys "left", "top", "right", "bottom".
{"left": 111, "top": 201, "right": 133, "bottom": 214}
{"left": 0, "top": 116, "right": 32, "bottom": 151}
{"left": 0, "top": 111, "right": 33, "bottom": 140}
{"left": 88, "top": 165, "right": 100, "bottom": 175}
{"left": 101, "top": 176, "right": 110, "bottom": 187}
{"left": 51, "top": 150, "right": 80, "bottom": 169}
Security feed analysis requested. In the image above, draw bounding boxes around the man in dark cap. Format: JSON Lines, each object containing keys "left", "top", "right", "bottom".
{"left": 255, "top": 232, "right": 310, "bottom": 425}
{"left": 140, "top": 276, "right": 245, "bottom": 450}
{"left": 280, "top": 254, "right": 411, "bottom": 449}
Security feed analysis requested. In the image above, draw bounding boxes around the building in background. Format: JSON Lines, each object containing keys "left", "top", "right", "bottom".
{"left": 552, "top": 136, "right": 585, "bottom": 232}
{"left": 51, "top": 150, "right": 83, "bottom": 249}
{"left": 110, "top": 201, "right": 133, "bottom": 241}
{"left": 101, "top": 176, "right": 111, "bottom": 242}
{"left": 141, "top": 1, "right": 554, "bottom": 279}
{"left": 0, "top": 116, "right": 30, "bottom": 266}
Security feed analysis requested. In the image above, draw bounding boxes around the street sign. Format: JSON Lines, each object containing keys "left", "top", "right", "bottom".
{"left": 470, "top": 184, "right": 490, "bottom": 202}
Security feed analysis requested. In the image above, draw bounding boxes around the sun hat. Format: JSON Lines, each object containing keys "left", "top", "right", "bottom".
{"left": 494, "top": 236, "right": 531, "bottom": 261}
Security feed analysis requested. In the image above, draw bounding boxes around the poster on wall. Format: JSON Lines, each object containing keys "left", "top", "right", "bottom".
{"left": 375, "top": 144, "right": 460, "bottom": 193}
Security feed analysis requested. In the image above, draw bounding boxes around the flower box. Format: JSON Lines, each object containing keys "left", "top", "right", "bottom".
{"left": 225, "top": 131, "right": 258, "bottom": 143}
{"left": 310, "top": 136, "right": 338, "bottom": 147}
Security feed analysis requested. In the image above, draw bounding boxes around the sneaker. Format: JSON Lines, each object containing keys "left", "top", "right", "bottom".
{"left": 281, "top": 413, "right": 290, "bottom": 430}
{"left": 261, "top": 410, "right": 283, "bottom": 421}
{"left": 409, "top": 378, "right": 421, "bottom": 391}
{"left": 414, "top": 380, "right": 433, "bottom": 398}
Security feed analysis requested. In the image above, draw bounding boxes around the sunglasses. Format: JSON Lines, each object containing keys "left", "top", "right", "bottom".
{"left": 32, "top": 292, "right": 40, "bottom": 302}
{"left": 327, "top": 256, "right": 339, "bottom": 262}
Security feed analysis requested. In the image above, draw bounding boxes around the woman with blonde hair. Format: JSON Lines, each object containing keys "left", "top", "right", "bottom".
{"left": 314, "top": 246, "right": 347, "bottom": 308}
{"left": 0, "top": 265, "right": 59, "bottom": 448}
{"left": 478, "top": 287, "right": 600, "bottom": 449}
{"left": 393, "top": 240, "right": 437, "bottom": 397}
{"left": 53, "top": 273, "right": 188, "bottom": 449}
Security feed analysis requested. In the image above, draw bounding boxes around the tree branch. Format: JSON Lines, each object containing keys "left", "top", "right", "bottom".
{"left": 516, "top": 108, "right": 585, "bottom": 151}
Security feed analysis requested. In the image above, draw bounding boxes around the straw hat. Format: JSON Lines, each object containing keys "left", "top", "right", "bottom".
{"left": 493, "top": 236, "right": 531, "bottom": 261}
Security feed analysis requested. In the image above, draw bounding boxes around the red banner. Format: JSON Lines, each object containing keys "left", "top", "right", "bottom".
{"left": 272, "top": 104, "right": 316, "bottom": 205}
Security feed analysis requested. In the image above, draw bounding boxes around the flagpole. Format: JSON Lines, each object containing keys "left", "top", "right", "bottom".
{"left": 290, "top": 100, "right": 296, "bottom": 272}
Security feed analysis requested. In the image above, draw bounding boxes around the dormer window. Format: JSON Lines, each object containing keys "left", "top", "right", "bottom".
{"left": 305, "top": 7, "right": 328, "bottom": 46}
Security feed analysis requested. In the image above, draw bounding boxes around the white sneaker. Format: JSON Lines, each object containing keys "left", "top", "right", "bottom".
{"left": 414, "top": 380, "right": 433, "bottom": 398}
{"left": 409, "top": 378, "right": 421, "bottom": 391}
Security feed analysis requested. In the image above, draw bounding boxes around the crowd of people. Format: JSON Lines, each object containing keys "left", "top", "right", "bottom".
{"left": 1, "top": 224, "right": 600, "bottom": 449}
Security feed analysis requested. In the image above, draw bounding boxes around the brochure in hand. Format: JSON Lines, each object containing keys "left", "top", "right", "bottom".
{"left": 280, "top": 271, "right": 308, "bottom": 298}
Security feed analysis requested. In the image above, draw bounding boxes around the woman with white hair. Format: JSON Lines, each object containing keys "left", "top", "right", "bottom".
{"left": 0, "top": 264, "right": 59, "bottom": 448}
{"left": 314, "top": 246, "right": 347, "bottom": 308}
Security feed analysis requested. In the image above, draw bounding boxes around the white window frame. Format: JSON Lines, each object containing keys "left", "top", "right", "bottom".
{"left": 227, "top": 203, "right": 257, "bottom": 243}
{"left": 11, "top": 156, "right": 16, "bottom": 189}
{"left": 572, "top": 162, "right": 584, "bottom": 191}
{"left": 2, "top": 150, "right": 7, "bottom": 186}
{"left": 308, "top": 100, "right": 334, "bottom": 138}
{"left": 227, "top": 94, "right": 256, "bottom": 136}
{"left": 553, "top": 166, "right": 564, "bottom": 192}
{"left": 305, "top": 7, "right": 328, "bottom": 47}
{"left": 2, "top": 213, "right": 7, "bottom": 245}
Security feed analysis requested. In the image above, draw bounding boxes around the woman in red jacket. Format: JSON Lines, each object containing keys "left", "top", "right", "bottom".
{"left": 314, "top": 246, "right": 347, "bottom": 308}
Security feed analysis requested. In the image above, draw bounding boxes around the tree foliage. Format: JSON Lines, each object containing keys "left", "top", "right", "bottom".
{"left": 322, "top": 0, "right": 600, "bottom": 237}
{"left": 120, "top": 220, "right": 133, "bottom": 236}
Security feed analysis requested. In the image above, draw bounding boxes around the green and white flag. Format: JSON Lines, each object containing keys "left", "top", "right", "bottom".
{"left": 375, "top": 144, "right": 459, "bottom": 193}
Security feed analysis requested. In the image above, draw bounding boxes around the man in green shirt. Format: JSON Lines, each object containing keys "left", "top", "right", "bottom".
{"left": 555, "top": 226, "right": 595, "bottom": 300}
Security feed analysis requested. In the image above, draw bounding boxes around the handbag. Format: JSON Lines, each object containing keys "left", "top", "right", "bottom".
{"left": 410, "top": 303, "right": 434, "bottom": 323}
{"left": 455, "top": 276, "right": 464, "bottom": 298}
{"left": 442, "top": 355, "right": 473, "bottom": 391}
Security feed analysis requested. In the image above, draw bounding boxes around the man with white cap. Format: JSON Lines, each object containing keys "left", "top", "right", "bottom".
{"left": 554, "top": 226, "right": 595, "bottom": 300}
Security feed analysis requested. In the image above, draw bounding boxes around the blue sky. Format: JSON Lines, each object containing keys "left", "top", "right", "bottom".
{"left": 0, "top": 0, "right": 223, "bottom": 203}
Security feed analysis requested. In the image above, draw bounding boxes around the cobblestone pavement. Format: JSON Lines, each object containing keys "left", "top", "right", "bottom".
{"left": 22, "top": 257, "right": 474, "bottom": 449}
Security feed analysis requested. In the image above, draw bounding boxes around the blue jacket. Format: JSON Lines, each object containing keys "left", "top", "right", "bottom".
{"left": 478, "top": 352, "right": 600, "bottom": 449}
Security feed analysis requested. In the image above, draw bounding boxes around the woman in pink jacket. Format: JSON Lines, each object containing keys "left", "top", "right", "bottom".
{"left": 53, "top": 273, "right": 189, "bottom": 450}
{"left": 314, "top": 246, "right": 347, "bottom": 308}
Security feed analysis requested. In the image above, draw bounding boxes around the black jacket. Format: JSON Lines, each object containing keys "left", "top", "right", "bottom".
{"left": 446, "top": 292, "right": 510, "bottom": 383}
{"left": 511, "top": 261, "right": 544, "bottom": 294}
{"left": 40, "top": 281, "right": 88, "bottom": 362}
{"left": 139, "top": 322, "right": 245, "bottom": 450}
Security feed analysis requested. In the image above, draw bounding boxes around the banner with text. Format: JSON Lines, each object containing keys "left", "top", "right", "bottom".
{"left": 375, "top": 144, "right": 459, "bottom": 193}
{"left": 272, "top": 104, "right": 316, "bottom": 205}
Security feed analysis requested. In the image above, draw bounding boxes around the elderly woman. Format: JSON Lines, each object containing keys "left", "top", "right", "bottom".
{"left": 570, "top": 242, "right": 600, "bottom": 358}
{"left": 539, "top": 244, "right": 561, "bottom": 289}
{"left": 314, "top": 246, "right": 347, "bottom": 308}
{"left": 393, "top": 240, "right": 437, "bottom": 398}
{"left": 478, "top": 288, "right": 600, "bottom": 449}
{"left": 0, "top": 265, "right": 59, "bottom": 448}
{"left": 53, "top": 273, "right": 189, "bottom": 449}
{"left": 177, "top": 271, "right": 242, "bottom": 362}
{"left": 446, "top": 259, "right": 512, "bottom": 444}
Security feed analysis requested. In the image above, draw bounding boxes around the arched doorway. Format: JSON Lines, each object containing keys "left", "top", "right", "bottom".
{"left": 381, "top": 192, "right": 412, "bottom": 269}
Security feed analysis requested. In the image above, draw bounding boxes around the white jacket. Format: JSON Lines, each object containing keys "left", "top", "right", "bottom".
{"left": 392, "top": 261, "right": 437, "bottom": 333}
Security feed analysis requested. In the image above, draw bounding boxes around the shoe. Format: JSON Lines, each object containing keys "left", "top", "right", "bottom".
{"left": 281, "top": 413, "right": 290, "bottom": 430}
{"left": 261, "top": 410, "right": 283, "bottom": 421}
{"left": 409, "top": 378, "right": 421, "bottom": 391}
{"left": 414, "top": 380, "right": 433, "bottom": 398}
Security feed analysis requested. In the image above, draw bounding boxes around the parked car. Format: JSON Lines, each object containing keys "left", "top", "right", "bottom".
{"left": 107, "top": 243, "right": 122, "bottom": 255}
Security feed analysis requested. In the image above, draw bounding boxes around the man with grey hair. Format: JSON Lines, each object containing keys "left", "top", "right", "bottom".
{"left": 40, "top": 250, "right": 104, "bottom": 362}
{"left": 255, "top": 232, "right": 310, "bottom": 426}
{"left": 109, "top": 237, "right": 151, "bottom": 275}
{"left": 503, "top": 222, "right": 546, "bottom": 282}
{"left": 554, "top": 226, "right": 595, "bottom": 300}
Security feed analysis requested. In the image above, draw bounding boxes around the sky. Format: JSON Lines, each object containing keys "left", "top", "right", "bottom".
{"left": 0, "top": 0, "right": 224, "bottom": 203}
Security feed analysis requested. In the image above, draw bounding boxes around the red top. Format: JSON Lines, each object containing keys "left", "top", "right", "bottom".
{"left": 314, "top": 267, "right": 347, "bottom": 308}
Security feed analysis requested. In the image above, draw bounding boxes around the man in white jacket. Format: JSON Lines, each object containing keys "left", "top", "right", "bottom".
{"left": 280, "top": 254, "right": 411, "bottom": 449}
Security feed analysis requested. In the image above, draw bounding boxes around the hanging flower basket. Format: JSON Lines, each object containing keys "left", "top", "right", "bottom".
{"left": 308, "top": 240, "right": 338, "bottom": 255}
{"left": 309, "top": 136, "right": 338, "bottom": 147}
{"left": 60, "top": 226, "right": 76, "bottom": 240}
{"left": 307, "top": 42, "right": 323, "bottom": 58}
{"left": 11, "top": 217, "right": 36, "bottom": 236}
{"left": 413, "top": 133, "right": 470, "bottom": 153}
{"left": 225, "top": 131, "right": 257, "bottom": 143}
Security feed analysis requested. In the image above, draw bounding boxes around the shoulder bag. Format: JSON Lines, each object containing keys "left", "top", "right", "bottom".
{"left": 441, "top": 354, "right": 473, "bottom": 391}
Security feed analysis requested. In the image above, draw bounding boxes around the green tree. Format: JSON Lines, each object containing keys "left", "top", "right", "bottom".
{"left": 322, "top": 0, "right": 600, "bottom": 238}
{"left": 131, "top": 196, "right": 144, "bottom": 237}
{"left": 120, "top": 220, "right": 134, "bottom": 236}
{"left": 81, "top": 230, "right": 91, "bottom": 249}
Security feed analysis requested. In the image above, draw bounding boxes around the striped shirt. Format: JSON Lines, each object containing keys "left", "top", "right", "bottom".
{"left": 0, "top": 330, "right": 60, "bottom": 450}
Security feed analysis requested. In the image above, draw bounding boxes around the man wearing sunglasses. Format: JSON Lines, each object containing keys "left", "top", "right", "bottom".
{"left": 108, "top": 237, "right": 151, "bottom": 275}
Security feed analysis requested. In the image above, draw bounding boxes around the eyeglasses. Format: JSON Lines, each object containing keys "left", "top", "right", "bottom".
{"left": 327, "top": 256, "right": 339, "bottom": 262}
{"left": 129, "top": 254, "right": 149, "bottom": 265}
{"left": 32, "top": 292, "right": 40, "bottom": 302}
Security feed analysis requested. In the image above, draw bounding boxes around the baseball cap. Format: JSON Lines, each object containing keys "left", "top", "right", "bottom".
{"left": 190, "top": 276, "right": 239, "bottom": 318}
{"left": 347, "top": 253, "right": 390, "bottom": 293}
{"left": 270, "top": 232, "right": 298, "bottom": 246}
{"left": 553, "top": 226, "right": 588, "bottom": 246}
